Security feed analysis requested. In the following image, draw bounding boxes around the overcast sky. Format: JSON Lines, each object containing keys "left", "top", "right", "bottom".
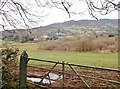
{"left": 0, "top": 0, "right": 119, "bottom": 31}
{"left": 39, "top": 0, "right": 118, "bottom": 26}
{"left": 41, "top": 8, "right": 118, "bottom": 26}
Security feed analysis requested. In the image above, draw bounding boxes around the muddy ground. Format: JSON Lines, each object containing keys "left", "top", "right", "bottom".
{"left": 27, "top": 65, "right": 120, "bottom": 89}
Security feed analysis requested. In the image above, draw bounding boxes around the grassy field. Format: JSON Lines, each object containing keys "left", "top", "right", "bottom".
{"left": 8, "top": 42, "right": 118, "bottom": 68}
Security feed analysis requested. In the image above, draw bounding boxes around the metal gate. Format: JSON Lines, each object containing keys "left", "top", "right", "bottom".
{"left": 19, "top": 51, "right": 120, "bottom": 89}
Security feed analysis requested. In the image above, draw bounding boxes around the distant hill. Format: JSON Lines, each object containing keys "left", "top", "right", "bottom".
{"left": 45, "top": 19, "right": 118, "bottom": 27}
{"left": 1, "top": 19, "right": 118, "bottom": 41}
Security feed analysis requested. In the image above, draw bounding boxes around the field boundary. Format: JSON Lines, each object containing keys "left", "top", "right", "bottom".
{"left": 19, "top": 51, "right": 120, "bottom": 88}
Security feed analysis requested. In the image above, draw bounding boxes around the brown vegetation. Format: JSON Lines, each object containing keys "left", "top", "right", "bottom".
{"left": 2, "top": 47, "right": 19, "bottom": 88}
{"left": 40, "top": 36, "right": 118, "bottom": 53}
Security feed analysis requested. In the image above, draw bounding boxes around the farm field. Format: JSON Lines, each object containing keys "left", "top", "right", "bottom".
{"left": 6, "top": 42, "right": 118, "bottom": 68}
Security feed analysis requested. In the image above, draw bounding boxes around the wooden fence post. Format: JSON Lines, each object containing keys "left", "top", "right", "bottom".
{"left": 20, "top": 51, "right": 29, "bottom": 88}
{"left": 62, "top": 61, "right": 65, "bottom": 88}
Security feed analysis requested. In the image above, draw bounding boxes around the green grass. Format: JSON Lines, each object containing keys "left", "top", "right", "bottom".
{"left": 11, "top": 42, "right": 118, "bottom": 68}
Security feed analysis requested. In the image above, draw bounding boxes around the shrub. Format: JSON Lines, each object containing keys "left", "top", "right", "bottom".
{"left": 40, "top": 36, "right": 118, "bottom": 52}
{"left": 2, "top": 46, "right": 19, "bottom": 88}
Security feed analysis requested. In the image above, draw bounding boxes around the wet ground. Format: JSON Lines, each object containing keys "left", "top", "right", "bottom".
{"left": 27, "top": 66, "right": 120, "bottom": 88}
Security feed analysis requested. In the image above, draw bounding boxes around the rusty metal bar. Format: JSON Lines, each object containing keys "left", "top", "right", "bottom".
{"left": 27, "top": 57, "right": 120, "bottom": 87}
{"left": 46, "top": 62, "right": 59, "bottom": 75}
{"left": 27, "top": 65, "right": 120, "bottom": 84}
{"left": 28, "top": 57, "right": 120, "bottom": 72}
{"left": 68, "top": 64, "right": 91, "bottom": 89}
{"left": 40, "top": 62, "right": 58, "bottom": 83}
{"left": 28, "top": 57, "right": 59, "bottom": 64}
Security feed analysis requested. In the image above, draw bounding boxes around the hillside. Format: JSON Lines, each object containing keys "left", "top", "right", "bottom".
{"left": 1, "top": 19, "right": 118, "bottom": 41}
{"left": 46, "top": 19, "right": 117, "bottom": 27}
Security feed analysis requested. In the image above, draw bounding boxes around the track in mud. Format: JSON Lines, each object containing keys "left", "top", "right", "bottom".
{"left": 27, "top": 65, "right": 120, "bottom": 88}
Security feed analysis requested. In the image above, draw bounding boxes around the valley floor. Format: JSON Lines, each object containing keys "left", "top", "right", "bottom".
{"left": 5, "top": 42, "right": 118, "bottom": 68}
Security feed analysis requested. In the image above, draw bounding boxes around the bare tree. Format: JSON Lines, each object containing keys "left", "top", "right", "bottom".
{"left": 0, "top": 0, "right": 48, "bottom": 32}
{"left": 31, "top": 0, "right": 120, "bottom": 19}
{"left": 85, "top": 0, "right": 120, "bottom": 20}
{"left": 0, "top": 0, "right": 119, "bottom": 31}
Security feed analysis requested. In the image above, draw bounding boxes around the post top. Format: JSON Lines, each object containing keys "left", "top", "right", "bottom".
{"left": 21, "top": 51, "right": 28, "bottom": 58}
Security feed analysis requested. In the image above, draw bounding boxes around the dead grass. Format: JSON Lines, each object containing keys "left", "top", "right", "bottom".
{"left": 40, "top": 36, "right": 118, "bottom": 53}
